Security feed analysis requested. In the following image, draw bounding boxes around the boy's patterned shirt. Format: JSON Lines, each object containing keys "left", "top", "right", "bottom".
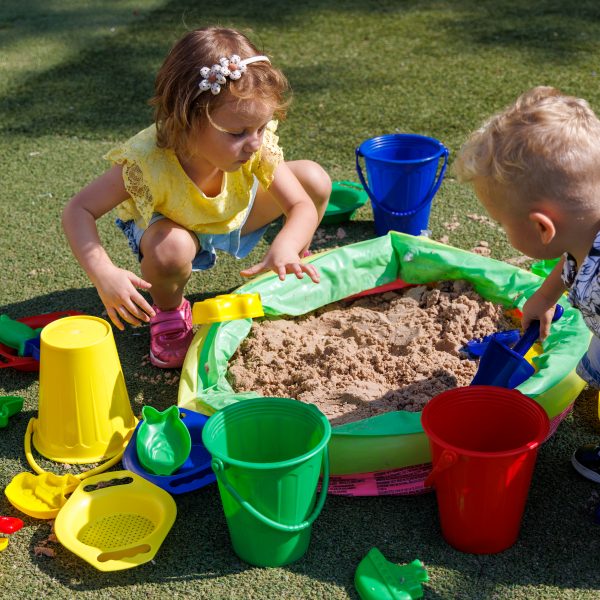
{"left": 562, "top": 230, "right": 600, "bottom": 337}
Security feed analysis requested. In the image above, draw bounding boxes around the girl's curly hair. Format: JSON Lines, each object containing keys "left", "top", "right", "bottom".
{"left": 150, "top": 27, "right": 290, "bottom": 155}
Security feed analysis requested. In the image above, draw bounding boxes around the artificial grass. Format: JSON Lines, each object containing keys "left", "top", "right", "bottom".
{"left": 2, "top": 0, "right": 600, "bottom": 597}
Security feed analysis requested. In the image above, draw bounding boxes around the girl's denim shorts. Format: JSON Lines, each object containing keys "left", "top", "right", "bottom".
{"left": 116, "top": 179, "right": 267, "bottom": 271}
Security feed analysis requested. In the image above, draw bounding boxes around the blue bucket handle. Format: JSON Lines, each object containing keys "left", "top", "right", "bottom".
{"left": 211, "top": 447, "right": 330, "bottom": 533}
{"left": 355, "top": 144, "right": 449, "bottom": 218}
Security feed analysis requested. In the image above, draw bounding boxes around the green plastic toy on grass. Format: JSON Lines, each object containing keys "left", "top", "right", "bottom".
{"left": 321, "top": 180, "right": 368, "bottom": 225}
{"left": 136, "top": 405, "right": 192, "bottom": 476}
{"left": 355, "top": 547, "right": 428, "bottom": 600}
{"left": 0, "top": 396, "right": 24, "bottom": 428}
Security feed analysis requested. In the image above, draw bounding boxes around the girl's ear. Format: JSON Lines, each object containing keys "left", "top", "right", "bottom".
{"left": 529, "top": 211, "right": 556, "bottom": 245}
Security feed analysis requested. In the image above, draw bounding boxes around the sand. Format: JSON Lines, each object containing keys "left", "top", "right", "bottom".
{"left": 228, "top": 281, "right": 514, "bottom": 425}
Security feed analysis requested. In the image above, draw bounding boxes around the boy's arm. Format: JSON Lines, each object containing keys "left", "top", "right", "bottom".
{"left": 522, "top": 256, "right": 566, "bottom": 340}
{"left": 62, "top": 165, "right": 155, "bottom": 329}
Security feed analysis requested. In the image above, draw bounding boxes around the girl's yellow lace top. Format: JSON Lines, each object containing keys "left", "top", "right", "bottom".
{"left": 104, "top": 122, "right": 283, "bottom": 233}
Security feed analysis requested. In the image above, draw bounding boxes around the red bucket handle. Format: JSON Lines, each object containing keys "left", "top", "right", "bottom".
{"left": 355, "top": 145, "right": 449, "bottom": 218}
{"left": 424, "top": 449, "right": 457, "bottom": 488}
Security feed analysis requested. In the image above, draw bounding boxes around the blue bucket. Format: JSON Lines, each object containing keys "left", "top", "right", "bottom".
{"left": 356, "top": 134, "right": 449, "bottom": 236}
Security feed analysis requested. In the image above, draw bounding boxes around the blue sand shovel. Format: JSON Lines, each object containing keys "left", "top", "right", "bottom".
{"left": 461, "top": 329, "right": 521, "bottom": 359}
{"left": 471, "top": 304, "right": 564, "bottom": 388}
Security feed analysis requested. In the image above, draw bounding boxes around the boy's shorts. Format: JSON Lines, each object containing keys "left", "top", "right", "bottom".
{"left": 576, "top": 334, "right": 600, "bottom": 388}
{"left": 116, "top": 179, "right": 267, "bottom": 271}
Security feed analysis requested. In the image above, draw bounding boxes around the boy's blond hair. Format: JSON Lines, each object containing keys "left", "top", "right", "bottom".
{"left": 454, "top": 86, "right": 600, "bottom": 210}
{"left": 150, "top": 27, "right": 290, "bottom": 155}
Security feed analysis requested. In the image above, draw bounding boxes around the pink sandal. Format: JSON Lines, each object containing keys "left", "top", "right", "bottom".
{"left": 149, "top": 298, "right": 193, "bottom": 369}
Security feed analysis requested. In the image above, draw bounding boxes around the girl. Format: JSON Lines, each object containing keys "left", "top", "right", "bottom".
{"left": 62, "top": 27, "right": 331, "bottom": 368}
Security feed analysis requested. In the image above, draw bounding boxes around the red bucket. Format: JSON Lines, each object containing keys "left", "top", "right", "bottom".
{"left": 421, "top": 386, "right": 549, "bottom": 554}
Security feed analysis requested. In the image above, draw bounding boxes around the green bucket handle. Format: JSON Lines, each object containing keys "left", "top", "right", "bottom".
{"left": 211, "top": 448, "right": 330, "bottom": 533}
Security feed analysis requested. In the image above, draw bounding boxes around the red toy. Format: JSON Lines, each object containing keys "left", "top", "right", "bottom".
{"left": 0, "top": 516, "right": 23, "bottom": 534}
{"left": 345, "top": 278, "right": 412, "bottom": 301}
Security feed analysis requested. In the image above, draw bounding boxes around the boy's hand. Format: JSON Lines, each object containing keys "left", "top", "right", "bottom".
{"left": 93, "top": 266, "right": 155, "bottom": 330}
{"left": 240, "top": 239, "right": 319, "bottom": 283}
{"left": 521, "top": 293, "right": 557, "bottom": 341}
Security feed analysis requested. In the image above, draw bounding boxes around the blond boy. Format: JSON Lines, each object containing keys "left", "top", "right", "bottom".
{"left": 455, "top": 86, "right": 600, "bottom": 482}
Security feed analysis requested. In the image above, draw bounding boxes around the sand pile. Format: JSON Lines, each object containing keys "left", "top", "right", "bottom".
{"left": 228, "top": 281, "right": 514, "bottom": 425}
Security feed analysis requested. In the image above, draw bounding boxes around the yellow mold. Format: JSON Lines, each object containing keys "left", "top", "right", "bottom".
{"left": 192, "top": 293, "right": 264, "bottom": 324}
{"left": 54, "top": 470, "right": 176, "bottom": 571}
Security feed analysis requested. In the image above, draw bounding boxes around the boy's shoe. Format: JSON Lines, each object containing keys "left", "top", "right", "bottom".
{"left": 149, "top": 298, "right": 193, "bottom": 369}
{"left": 571, "top": 444, "right": 600, "bottom": 483}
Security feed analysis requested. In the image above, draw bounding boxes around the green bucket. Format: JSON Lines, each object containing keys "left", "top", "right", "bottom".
{"left": 202, "top": 397, "right": 331, "bottom": 567}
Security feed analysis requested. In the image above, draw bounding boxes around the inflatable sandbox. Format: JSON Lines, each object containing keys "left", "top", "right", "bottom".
{"left": 178, "top": 232, "right": 589, "bottom": 477}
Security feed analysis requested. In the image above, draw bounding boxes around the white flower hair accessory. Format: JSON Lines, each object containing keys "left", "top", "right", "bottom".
{"left": 198, "top": 54, "right": 270, "bottom": 95}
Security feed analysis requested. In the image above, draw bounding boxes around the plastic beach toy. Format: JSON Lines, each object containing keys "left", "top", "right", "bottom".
{"left": 0, "top": 516, "right": 23, "bottom": 535}
{"left": 4, "top": 419, "right": 132, "bottom": 519}
{"left": 0, "top": 396, "right": 24, "bottom": 428}
{"left": 355, "top": 547, "right": 428, "bottom": 600}
{"left": 123, "top": 407, "right": 215, "bottom": 494}
{"left": 422, "top": 386, "right": 549, "bottom": 553}
{"left": 0, "top": 310, "right": 82, "bottom": 371}
{"left": 5, "top": 471, "right": 81, "bottom": 520}
{"left": 322, "top": 181, "right": 369, "bottom": 225}
{"left": 203, "top": 397, "right": 331, "bottom": 567}
{"left": 0, "top": 517, "right": 23, "bottom": 552}
{"left": 471, "top": 304, "right": 564, "bottom": 388}
{"left": 136, "top": 405, "right": 192, "bottom": 476}
{"left": 35, "top": 315, "right": 137, "bottom": 464}
{"left": 356, "top": 134, "right": 448, "bottom": 236}
{"left": 461, "top": 329, "right": 521, "bottom": 359}
{"left": 192, "top": 293, "right": 264, "bottom": 325}
{"left": 0, "top": 314, "right": 41, "bottom": 356}
{"left": 54, "top": 470, "right": 177, "bottom": 572}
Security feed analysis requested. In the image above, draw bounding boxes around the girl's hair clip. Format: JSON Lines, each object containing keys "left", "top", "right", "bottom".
{"left": 198, "top": 54, "right": 271, "bottom": 95}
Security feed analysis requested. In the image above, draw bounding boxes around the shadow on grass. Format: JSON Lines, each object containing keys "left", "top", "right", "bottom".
{"left": 3, "top": 0, "right": 600, "bottom": 142}
{"left": 0, "top": 287, "right": 217, "bottom": 413}
{"left": 441, "top": 0, "right": 600, "bottom": 62}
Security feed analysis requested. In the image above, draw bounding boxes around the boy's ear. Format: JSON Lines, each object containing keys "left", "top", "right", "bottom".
{"left": 529, "top": 211, "right": 556, "bottom": 245}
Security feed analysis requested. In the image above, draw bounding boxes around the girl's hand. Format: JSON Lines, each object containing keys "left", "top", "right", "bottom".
{"left": 93, "top": 265, "right": 155, "bottom": 330}
{"left": 240, "top": 239, "right": 319, "bottom": 283}
{"left": 521, "top": 292, "right": 558, "bottom": 341}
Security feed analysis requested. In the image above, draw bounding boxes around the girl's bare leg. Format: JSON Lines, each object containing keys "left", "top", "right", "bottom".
{"left": 139, "top": 218, "right": 200, "bottom": 309}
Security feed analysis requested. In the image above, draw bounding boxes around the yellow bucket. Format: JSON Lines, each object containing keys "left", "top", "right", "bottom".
{"left": 34, "top": 316, "right": 136, "bottom": 463}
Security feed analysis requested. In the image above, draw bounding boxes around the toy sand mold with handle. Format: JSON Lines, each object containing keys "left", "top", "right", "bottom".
{"left": 178, "top": 233, "right": 589, "bottom": 478}
{"left": 54, "top": 470, "right": 176, "bottom": 572}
